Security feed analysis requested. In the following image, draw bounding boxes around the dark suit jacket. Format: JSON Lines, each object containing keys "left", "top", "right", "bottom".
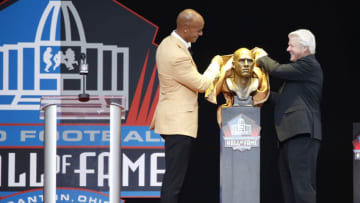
{"left": 256, "top": 54, "right": 323, "bottom": 141}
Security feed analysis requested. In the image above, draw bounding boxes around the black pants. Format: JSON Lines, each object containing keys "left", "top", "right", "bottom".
{"left": 279, "top": 134, "right": 320, "bottom": 203}
{"left": 160, "top": 134, "right": 194, "bottom": 203}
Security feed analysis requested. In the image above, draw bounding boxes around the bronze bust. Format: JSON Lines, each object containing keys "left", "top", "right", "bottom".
{"left": 205, "top": 47, "right": 270, "bottom": 126}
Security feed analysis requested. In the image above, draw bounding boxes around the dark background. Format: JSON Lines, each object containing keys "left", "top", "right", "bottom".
{"left": 118, "top": 0, "right": 359, "bottom": 203}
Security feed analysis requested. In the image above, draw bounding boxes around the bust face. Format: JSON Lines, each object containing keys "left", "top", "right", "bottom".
{"left": 232, "top": 48, "right": 254, "bottom": 78}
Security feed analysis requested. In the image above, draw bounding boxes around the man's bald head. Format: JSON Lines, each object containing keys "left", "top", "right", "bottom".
{"left": 176, "top": 9, "right": 203, "bottom": 28}
{"left": 175, "top": 9, "right": 204, "bottom": 43}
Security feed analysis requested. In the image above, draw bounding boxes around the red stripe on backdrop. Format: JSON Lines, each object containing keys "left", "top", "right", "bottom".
{"left": 138, "top": 63, "right": 158, "bottom": 125}
{"left": 125, "top": 49, "right": 149, "bottom": 125}
{"left": 146, "top": 84, "right": 159, "bottom": 124}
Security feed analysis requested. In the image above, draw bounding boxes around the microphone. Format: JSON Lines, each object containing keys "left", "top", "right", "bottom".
{"left": 79, "top": 53, "right": 88, "bottom": 75}
{"left": 78, "top": 53, "right": 90, "bottom": 102}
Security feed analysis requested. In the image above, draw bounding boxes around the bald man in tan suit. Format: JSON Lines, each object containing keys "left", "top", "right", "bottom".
{"left": 150, "top": 8, "right": 227, "bottom": 203}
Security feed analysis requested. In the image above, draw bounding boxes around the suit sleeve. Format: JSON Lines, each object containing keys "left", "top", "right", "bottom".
{"left": 269, "top": 91, "right": 279, "bottom": 104}
{"left": 172, "top": 56, "right": 212, "bottom": 93}
{"left": 256, "top": 56, "right": 313, "bottom": 81}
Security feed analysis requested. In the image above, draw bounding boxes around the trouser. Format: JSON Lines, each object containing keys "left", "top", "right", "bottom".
{"left": 160, "top": 134, "right": 194, "bottom": 203}
{"left": 279, "top": 134, "right": 320, "bottom": 203}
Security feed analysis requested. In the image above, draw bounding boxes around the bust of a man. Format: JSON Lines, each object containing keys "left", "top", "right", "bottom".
{"left": 226, "top": 48, "right": 260, "bottom": 106}
{"left": 205, "top": 47, "right": 270, "bottom": 126}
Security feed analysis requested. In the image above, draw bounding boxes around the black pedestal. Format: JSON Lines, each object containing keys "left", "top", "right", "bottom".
{"left": 220, "top": 107, "right": 260, "bottom": 203}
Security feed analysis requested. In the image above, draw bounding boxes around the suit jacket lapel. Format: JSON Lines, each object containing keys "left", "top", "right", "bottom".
{"left": 170, "top": 35, "right": 193, "bottom": 58}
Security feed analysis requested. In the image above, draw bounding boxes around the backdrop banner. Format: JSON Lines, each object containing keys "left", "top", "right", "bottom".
{"left": 0, "top": 0, "right": 162, "bottom": 201}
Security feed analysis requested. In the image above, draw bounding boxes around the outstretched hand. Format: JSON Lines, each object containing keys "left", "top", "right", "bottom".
{"left": 222, "top": 56, "right": 233, "bottom": 78}
{"left": 211, "top": 55, "right": 224, "bottom": 66}
{"left": 252, "top": 47, "right": 268, "bottom": 60}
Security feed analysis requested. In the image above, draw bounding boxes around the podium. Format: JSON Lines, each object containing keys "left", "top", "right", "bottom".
{"left": 40, "top": 96, "right": 126, "bottom": 203}
{"left": 220, "top": 106, "right": 260, "bottom": 203}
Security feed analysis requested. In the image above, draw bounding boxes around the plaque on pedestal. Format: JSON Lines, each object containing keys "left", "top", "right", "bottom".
{"left": 220, "top": 106, "right": 260, "bottom": 203}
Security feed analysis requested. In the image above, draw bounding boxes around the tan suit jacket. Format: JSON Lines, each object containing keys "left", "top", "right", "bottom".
{"left": 150, "top": 35, "right": 214, "bottom": 138}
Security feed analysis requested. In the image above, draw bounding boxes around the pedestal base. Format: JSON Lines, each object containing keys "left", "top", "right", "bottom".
{"left": 220, "top": 106, "right": 260, "bottom": 203}
{"left": 355, "top": 158, "right": 360, "bottom": 203}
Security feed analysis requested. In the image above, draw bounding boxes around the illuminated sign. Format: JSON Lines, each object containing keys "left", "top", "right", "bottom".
{"left": 0, "top": 0, "right": 161, "bottom": 200}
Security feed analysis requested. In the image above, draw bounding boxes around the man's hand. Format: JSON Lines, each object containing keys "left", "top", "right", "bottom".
{"left": 222, "top": 57, "right": 233, "bottom": 78}
{"left": 252, "top": 47, "right": 268, "bottom": 60}
{"left": 204, "top": 55, "right": 223, "bottom": 80}
{"left": 211, "top": 55, "right": 224, "bottom": 66}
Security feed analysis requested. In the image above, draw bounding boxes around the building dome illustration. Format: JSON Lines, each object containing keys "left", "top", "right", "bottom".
{"left": 0, "top": 0, "right": 129, "bottom": 110}
{"left": 35, "top": 1, "right": 87, "bottom": 43}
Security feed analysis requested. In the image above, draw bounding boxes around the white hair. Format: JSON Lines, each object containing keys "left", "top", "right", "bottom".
{"left": 288, "top": 29, "right": 316, "bottom": 54}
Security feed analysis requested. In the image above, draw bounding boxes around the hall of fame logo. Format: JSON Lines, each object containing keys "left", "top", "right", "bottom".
{"left": 0, "top": 0, "right": 161, "bottom": 200}
{"left": 0, "top": 0, "right": 129, "bottom": 111}
{"left": 222, "top": 114, "right": 260, "bottom": 151}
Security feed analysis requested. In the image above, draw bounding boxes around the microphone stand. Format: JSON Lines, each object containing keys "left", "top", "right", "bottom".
{"left": 78, "top": 53, "right": 90, "bottom": 102}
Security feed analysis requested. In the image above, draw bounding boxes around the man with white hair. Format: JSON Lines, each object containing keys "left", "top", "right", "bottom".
{"left": 254, "top": 29, "right": 323, "bottom": 203}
